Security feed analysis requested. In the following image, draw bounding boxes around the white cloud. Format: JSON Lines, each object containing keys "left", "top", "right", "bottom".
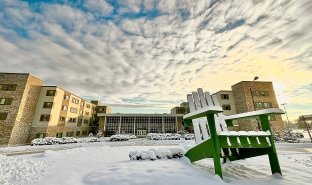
{"left": 0, "top": 0, "right": 311, "bottom": 118}
{"left": 83, "top": 0, "right": 114, "bottom": 16}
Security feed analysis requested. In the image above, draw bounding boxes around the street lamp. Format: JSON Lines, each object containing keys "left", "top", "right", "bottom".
{"left": 249, "top": 76, "right": 260, "bottom": 130}
{"left": 281, "top": 103, "right": 290, "bottom": 130}
{"left": 249, "top": 76, "right": 259, "bottom": 111}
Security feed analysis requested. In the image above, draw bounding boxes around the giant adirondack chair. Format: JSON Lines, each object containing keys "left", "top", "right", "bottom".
{"left": 184, "top": 88, "right": 284, "bottom": 179}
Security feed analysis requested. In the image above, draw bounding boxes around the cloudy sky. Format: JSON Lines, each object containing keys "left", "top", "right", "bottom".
{"left": 1, "top": 0, "right": 311, "bottom": 121}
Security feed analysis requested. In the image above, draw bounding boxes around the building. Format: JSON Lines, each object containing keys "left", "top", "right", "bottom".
{"left": 97, "top": 113, "right": 184, "bottom": 137}
{"left": 171, "top": 106, "right": 187, "bottom": 114}
{"left": 231, "top": 81, "right": 284, "bottom": 134}
{"left": 213, "top": 90, "right": 237, "bottom": 116}
{"left": 0, "top": 73, "right": 103, "bottom": 145}
{"left": 0, "top": 73, "right": 43, "bottom": 145}
{"left": 29, "top": 86, "right": 97, "bottom": 142}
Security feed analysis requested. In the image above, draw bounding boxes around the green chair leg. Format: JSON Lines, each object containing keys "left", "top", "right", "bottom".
{"left": 259, "top": 115, "right": 282, "bottom": 175}
{"left": 207, "top": 114, "right": 223, "bottom": 179}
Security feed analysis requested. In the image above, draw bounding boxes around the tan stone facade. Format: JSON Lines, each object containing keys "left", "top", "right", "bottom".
{"left": 231, "top": 81, "right": 284, "bottom": 135}
{"left": 0, "top": 73, "right": 43, "bottom": 145}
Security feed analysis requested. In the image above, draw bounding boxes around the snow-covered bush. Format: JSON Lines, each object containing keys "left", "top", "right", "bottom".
{"left": 77, "top": 137, "right": 100, "bottom": 143}
{"left": 31, "top": 137, "right": 78, "bottom": 146}
{"left": 128, "top": 135, "right": 137, "bottom": 139}
{"left": 184, "top": 134, "right": 195, "bottom": 140}
{"left": 129, "top": 148, "right": 185, "bottom": 160}
{"left": 146, "top": 133, "right": 181, "bottom": 140}
{"left": 108, "top": 134, "right": 130, "bottom": 142}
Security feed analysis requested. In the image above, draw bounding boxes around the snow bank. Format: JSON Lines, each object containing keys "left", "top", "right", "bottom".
{"left": 146, "top": 133, "right": 182, "bottom": 140}
{"left": 108, "top": 134, "right": 136, "bottom": 141}
{"left": 0, "top": 154, "right": 54, "bottom": 185}
{"left": 129, "top": 148, "right": 185, "bottom": 160}
{"left": 31, "top": 137, "right": 102, "bottom": 146}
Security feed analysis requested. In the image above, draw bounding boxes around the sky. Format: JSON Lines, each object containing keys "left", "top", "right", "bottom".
{"left": 0, "top": 0, "right": 311, "bottom": 121}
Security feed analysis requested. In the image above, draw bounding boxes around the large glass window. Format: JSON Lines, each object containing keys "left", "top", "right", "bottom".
{"left": 150, "top": 117, "right": 162, "bottom": 133}
{"left": 164, "top": 117, "right": 176, "bottom": 133}
{"left": 120, "top": 117, "right": 135, "bottom": 134}
{"left": 72, "top": 98, "right": 79, "bottom": 104}
{"left": 106, "top": 117, "right": 120, "bottom": 134}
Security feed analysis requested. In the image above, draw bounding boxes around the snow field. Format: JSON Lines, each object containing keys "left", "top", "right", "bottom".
{"left": 0, "top": 154, "right": 55, "bottom": 185}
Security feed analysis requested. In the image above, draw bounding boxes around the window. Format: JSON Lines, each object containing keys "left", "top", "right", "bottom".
{"left": 76, "top": 131, "right": 81, "bottom": 136}
{"left": 39, "top": 114, "right": 50, "bottom": 121}
{"left": 85, "top": 111, "right": 90, "bottom": 116}
{"left": 46, "top": 90, "right": 56, "bottom": 96}
{"left": 80, "top": 110, "right": 83, "bottom": 114}
{"left": 62, "top": 105, "right": 68, "bottom": 111}
{"left": 0, "top": 84, "right": 17, "bottom": 91}
{"left": 269, "top": 115, "right": 276, "bottom": 121}
{"left": 0, "top": 113, "right": 8, "bottom": 120}
{"left": 86, "top": 104, "right": 90, "bottom": 109}
{"left": 56, "top": 133, "right": 62, "bottom": 138}
{"left": 70, "top": 107, "right": 78, "bottom": 113}
{"left": 221, "top": 94, "right": 229, "bottom": 100}
{"left": 64, "top": 95, "right": 70, "bottom": 100}
{"left": 78, "top": 119, "right": 82, "bottom": 123}
{"left": 81, "top": 102, "right": 84, "bottom": 106}
{"left": 0, "top": 98, "right": 13, "bottom": 105}
{"left": 68, "top": 117, "right": 76, "bottom": 123}
{"left": 255, "top": 102, "right": 273, "bottom": 109}
{"left": 252, "top": 91, "right": 269, "bottom": 96}
{"left": 83, "top": 119, "right": 89, "bottom": 124}
{"left": 59, "top": 117, "right": 65, "bottom": 122}
{"left": 66, "top": 132, "right": 74, "bottom": 137}
{"left": 43, "top": 102, "right": 53, "bottom": 108}
{"left": 35, "top": 133, "right": 46, "bottom": 138}
{"left": 72, "top": 98, "right": 79, "bottom": 104}
{"left": 222, "top": 104, "right": 231, "bottom": 110}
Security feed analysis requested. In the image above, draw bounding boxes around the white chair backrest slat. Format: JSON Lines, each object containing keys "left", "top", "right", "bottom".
{"left": 187, "top": 94, "right": 196, "bottom": 112}
{"left": 218, "top": 113, "right": 229, "bottom": 132}
{"left": 192, "top": 91, "right": 202, "bottom": 110}
{"left": 204, "top": 92, "right": 214, "bottom": 106}
{"left": 198, "top": 88, "right": 208, "bottom": 107}
{"left": 192, "top": 120, "right": 203, "bottom": 144}
{"left": 211, "top": 95, "right": 220, "bottom": 107}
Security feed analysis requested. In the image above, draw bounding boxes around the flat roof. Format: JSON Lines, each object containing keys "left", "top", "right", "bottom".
{"left": 213, "top": 90, "right": 233, "bottom": 95}
{"left": 231, "top": 81, "right": 273, "bottom": 87}
{"left": 300, "top": 114, "right": 312, "bottom": 120}
{"left": 98, "top": 113, "right": 184, "bottom": 117}
{"left": 0, "top": 72, "right": 43, "bottom": 81}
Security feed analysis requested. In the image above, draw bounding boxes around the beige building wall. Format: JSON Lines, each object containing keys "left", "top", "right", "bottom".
{"left": 213, "top": 90, "right": 237, "bottom": 116}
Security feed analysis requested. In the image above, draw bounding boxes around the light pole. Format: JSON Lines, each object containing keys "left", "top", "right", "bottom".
{"left": 281, "top": 103, "right": 290, "bottom": 130}
{"left": 249, "top": 76, "right": 260, "bottom": 130}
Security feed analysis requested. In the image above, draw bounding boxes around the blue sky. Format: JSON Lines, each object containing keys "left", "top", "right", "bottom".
{"left": 1, "top": 0, "right": 312, "bottom": 121}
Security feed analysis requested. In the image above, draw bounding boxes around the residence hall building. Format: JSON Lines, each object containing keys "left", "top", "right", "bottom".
{"left": 97, "top": 113, "right": 184, "bottom": 137}
{"left": 212, "top": 81, "right": 284, "bottom": 135}
{"left": 0, "top": 73, "right": 104, "bottom": 145}
{"left": 29, "top": 86, "right": 97, "bottom": 142}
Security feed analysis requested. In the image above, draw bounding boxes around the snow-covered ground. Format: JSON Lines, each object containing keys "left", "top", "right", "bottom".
{"left": 0, "top": 139, "right": 311, "bottom": 185}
